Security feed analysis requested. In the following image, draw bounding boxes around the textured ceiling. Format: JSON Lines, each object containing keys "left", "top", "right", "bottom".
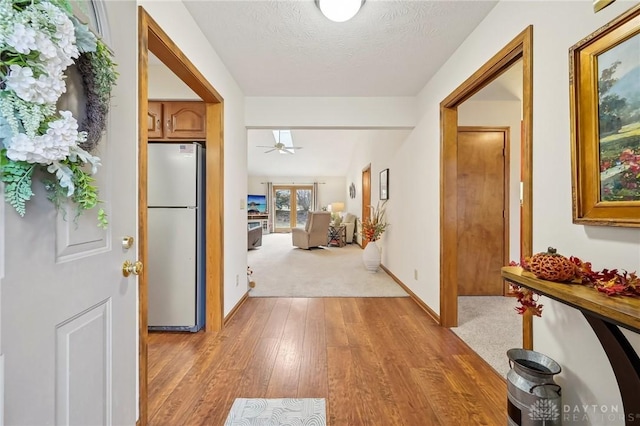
{"left": 183, "top": 0, "right": 498, "bottom": 96}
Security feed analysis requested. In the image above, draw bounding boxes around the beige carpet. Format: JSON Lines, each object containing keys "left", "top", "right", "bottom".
{"left": 452, "top": 296, "right": 522, "bottom": 377}
{"left": 247, "top": 233, "right": 408, "bottom": 297}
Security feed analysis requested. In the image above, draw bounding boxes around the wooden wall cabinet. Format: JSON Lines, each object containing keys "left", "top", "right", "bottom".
{"left": 148, "top": 101, "right": 206, "bottom": 140}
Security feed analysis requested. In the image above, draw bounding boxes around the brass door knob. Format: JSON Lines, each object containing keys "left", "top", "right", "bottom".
{"left": 122, "top": 260, "right": 143, "bottom": 277}
{"left": 122, "top": 236, "right": 134, "bottom": 249}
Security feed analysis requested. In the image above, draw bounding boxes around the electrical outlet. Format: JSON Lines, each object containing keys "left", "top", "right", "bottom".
{"left": 414, "top": 269, "right": 418, "bottom": 280}
{"left": 235, "top": 274, "right": 239, "bottom": 286}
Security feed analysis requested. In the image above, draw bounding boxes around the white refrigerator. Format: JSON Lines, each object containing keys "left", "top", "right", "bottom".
{"left": 147, "top": 142, "right": 205, "bottom": 332}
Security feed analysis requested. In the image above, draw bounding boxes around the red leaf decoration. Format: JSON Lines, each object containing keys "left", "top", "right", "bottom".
{"left": 509, "top": 254, "right": 640, "bottom": 317}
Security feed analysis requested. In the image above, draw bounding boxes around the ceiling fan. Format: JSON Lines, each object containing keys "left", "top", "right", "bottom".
{"left": 257, "top": 130, "right": 303, "bottom": 154}
{"left": 257, "top": 142, "right": 304, "bottom": 154}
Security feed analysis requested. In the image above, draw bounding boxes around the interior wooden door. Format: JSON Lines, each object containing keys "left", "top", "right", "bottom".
{"left": 457, "top": 128, "right": 507, "bottom": 296}
{"left": 361, "top": 165, "right": 371, "bottom": 248}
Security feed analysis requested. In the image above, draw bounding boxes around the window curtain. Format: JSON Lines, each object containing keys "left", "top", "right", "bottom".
{"left": 266, "top": 182, "right": 273, "bottom": 233}
{"left": 312, "top": 182, "right": 319, "bottom": 211}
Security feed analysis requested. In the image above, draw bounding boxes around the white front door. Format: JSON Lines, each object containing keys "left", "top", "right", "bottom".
{"left": 1, "top": 1, "right": 138, "bottom": 424}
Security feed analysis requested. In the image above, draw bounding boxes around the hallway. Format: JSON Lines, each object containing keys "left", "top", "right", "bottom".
{"left": 148, "top": 297, "right": 506, "bottom": 425}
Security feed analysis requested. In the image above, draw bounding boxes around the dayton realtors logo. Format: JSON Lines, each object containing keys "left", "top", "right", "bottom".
{"left": 528, "top": 400, "right": 560, "bottom": 423}
{"left": 563, "top": 405, "right": 637, "bottom": 423}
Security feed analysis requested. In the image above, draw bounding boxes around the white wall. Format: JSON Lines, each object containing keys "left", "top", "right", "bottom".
{"left": 383, "top": 1, "right": 640, "bottom": 424}
{"left": 139, "top": 1, "right": 248, "bottom": 317}
{"left": 458, "top": 100, "right": 522, "bottom": 262}
{"left": 345, "top": 137, "right": 404, "bottom": 247}
{"left": 148, "top": 64, "right": 199, "bottom": 100}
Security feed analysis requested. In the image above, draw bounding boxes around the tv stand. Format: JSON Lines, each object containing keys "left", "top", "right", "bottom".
{"left": 248, "top": 214, "right": 269, "bottom": 234}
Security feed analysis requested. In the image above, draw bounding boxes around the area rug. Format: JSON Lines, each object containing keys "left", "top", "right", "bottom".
{"left": 224, "top": 398, "right": 326, "bottom": 425}
{"left": 247, "top": 233, "right": 408, "bottom": 297}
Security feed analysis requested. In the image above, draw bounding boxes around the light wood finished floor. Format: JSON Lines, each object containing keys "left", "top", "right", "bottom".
{"left": 148, "top": 297, "right": 507, "bottom": 425}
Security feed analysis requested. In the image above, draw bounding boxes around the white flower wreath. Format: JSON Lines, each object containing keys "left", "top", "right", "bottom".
{"left": 0, "top": 0, "right": 117, "bottom": 228}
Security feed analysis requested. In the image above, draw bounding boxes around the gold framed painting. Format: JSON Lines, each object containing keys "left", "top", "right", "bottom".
{"left": 570, "top": 4, "right": 640, "bottom": 227}
{"left": 594, "top": 0, "right": 615, "bottom": 13}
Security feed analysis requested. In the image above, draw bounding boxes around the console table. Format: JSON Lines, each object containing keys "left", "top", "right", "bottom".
{"left": 501, "top": 266, "right": 640, "bottom": 425}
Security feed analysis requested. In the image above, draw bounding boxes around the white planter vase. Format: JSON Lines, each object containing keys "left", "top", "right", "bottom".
{"left": 362, "top": 240, "right": 381, "bottom": 273}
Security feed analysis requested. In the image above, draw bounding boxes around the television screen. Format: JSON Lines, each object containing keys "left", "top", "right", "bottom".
{"left": 247, "top": 194, "right": 267, "bottom": 214}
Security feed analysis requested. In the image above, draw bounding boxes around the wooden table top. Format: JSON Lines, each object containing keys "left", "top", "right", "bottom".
{"left": 501, "top": 266, "right": 640, "bottom": 333}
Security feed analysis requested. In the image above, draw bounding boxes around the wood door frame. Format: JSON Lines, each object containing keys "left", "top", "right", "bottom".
{"left": 361, "top": 164, "right": 372, "bottom": 248}
{"left": 271, "top": 185, "right": 313, "bottom": 232}
{"left": 457, "top": 126, "right": 511, "bottom": 295}
{"left": 440, "top": 26, "right": 533, "bottom": 349}
{"left": 138, "top": 7, "right": 224, "bottom": 425}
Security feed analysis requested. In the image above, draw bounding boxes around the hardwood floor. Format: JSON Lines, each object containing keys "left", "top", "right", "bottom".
{"left": 148, "top": 297, "right": 507, "bottom": 425}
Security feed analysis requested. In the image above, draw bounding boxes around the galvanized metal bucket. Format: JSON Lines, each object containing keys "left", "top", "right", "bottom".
{"left": 507, "top": 348, "right": 562, "bottom": 426}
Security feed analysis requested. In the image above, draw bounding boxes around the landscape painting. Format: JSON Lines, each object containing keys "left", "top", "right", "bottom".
{"left": 598, "top": 32, "right": 640, "bottom": 202}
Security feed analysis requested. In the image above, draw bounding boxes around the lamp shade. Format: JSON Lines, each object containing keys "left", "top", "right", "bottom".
{"left": 316, "top": 0, "right": 364, "bottom": 23}
{"left": 331, "top": 202, "right": 345, "bottom": 213}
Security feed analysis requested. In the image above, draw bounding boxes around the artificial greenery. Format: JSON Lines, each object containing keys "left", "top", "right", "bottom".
{"left": 0, "top": 153, "right": 35, "bottom": 216}
{"left": 360, "top": 201, "right": 389, "bottom": 242}
{"left": 43, "top": 159, "right": 107, "bottom": 229}
{"left": 77, "top": 42, "right": 119, "bottom": 151}
{"left": 0, "top": 0, "right": 117, "bottom": 227}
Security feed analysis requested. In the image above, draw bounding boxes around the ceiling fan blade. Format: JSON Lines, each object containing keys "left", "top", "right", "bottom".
{"left": 257, "top": 142, "right": 302, "bottom": 153}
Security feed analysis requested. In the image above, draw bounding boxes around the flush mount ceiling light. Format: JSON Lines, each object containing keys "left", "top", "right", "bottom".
{"left": 315, "top": 0, "right": 365, "bottom": 23}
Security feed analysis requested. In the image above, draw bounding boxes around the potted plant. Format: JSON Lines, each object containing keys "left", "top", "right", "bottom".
{"left": 360, "top": 201, "right": 388, "bottom": 272}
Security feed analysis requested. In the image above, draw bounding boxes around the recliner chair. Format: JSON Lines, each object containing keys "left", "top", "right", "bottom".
{"left": 292, "top": 211, "right": 331, "bottom": 249}
{"left": 248, "top": 224, "right": 262, "bottom": 249}
{"left": 341, "top": 212, "right": 356, "bottom": 244}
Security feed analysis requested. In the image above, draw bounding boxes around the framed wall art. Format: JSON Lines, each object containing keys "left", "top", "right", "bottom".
{"left": 593, "top": 0, "right": 615, "bottom": 13}
{"left": 569, "top": 4, "right": 640, "bottom": 227}
{"left": 380, "top": 169, "right": 389, "bottom": 200}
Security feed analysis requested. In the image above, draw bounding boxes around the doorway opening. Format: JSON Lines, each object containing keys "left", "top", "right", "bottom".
{"left": 439, "top": 26, "right": 534, "bottom": 349}
{"left": 138, "top": 7, "right": 224, "bottom": 424}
